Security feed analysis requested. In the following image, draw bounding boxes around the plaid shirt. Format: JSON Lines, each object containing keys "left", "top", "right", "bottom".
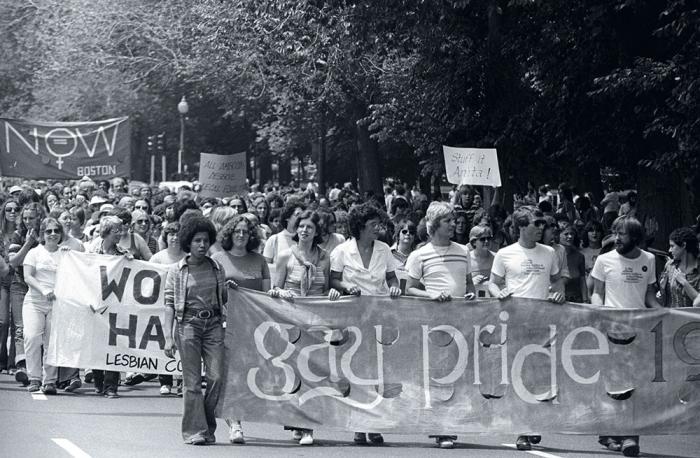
{"left": 164, "top": 255, "right": 228, "bottom": 323}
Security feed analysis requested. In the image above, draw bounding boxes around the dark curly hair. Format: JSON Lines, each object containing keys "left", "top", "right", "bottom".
{"left": 291, "top": 210, "right": 323, "bottom": 246}
{"left": 160, "top": 221, "right": 180, "bottom": 247}
{"left": 178, "top": 215, "right": 216, "bottom": 253}
{"left": 670, "top": 227, "right": 699, "bottom": 257}
{"left": 219, "top": 216, "right": 261, "bottom": 252}
{"left": 280, "top": 198, "right": 306, "bottom": 229}
{"left": 348, "top": 202, "right": 387, "bottom": 240}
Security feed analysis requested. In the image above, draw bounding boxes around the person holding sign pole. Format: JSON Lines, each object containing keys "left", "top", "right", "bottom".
{"left": 163, "top": 215, "right": 235, "bottom": 445}
{"left": 404, "top": 202, "right": 476, "bottom": 449}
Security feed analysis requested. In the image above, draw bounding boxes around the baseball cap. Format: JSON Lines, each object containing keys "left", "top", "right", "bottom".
{"left": 90, "top": 195, "right": 109, "bottom": 206}
{"left": 99, "top": 203, "right": 114, "bottom": 213}
{"left": 9, "top": 185, "right": 22, "bottom": 194}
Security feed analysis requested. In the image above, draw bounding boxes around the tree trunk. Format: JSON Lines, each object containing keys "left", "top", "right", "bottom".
{"left": 354, "top": 107, "right": 382, "bottom": 196}
{"left": 257, "top": 153, "right": 272, "bottom": 186}
{"left": 278, "top": 157, "right": 292, "bottom": 185}
{"left": 317, "top": 118, "right": 327, "bottom": 196}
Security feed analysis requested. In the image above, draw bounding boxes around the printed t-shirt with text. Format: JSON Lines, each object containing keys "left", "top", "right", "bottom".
{"left": 491, "top": 242, "right": 559, "bottom": 299}
{"left": 590, "top": 249, "right": 656, "bottom": 309}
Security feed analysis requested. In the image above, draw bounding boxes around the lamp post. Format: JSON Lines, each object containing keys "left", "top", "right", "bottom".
{"left": 177, "top": 96, "right": 189, "bottom": 175}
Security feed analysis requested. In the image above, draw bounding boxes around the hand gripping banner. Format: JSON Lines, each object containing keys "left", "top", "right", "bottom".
{"left": 0, "top": 117, "right": 131, "bottom": 179}
{"left": 47, "top": 251, "right": 181, "bottom": 375}
{"left": 217, "top": 289, "right": 700, "bottom": 435}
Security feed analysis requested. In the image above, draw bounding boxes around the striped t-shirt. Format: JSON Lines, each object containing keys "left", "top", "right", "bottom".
{"left": 405, "top": 242, "right": 470, "bottom": 296}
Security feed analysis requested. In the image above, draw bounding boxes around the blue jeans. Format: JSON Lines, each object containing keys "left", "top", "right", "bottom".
{"left": 175, "top": 314, "right": 224, "bottom": 442}
{"left": 10, "top": 288, "right": 26, "bottom": 365}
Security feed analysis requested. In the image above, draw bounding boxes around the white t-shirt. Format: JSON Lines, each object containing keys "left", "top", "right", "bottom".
{"left": 23, "top": 245, "right": 63, "bottom": 306}
{"left": 405, "top": 242, "right": 470, "bottom": 297}
{"left": 263, "top": 230, "right": 295, "bottom": 263}
{"left": 590, "top": 249, "right": 656, "bottom": 309}
{"left": 553, "top": 243, "right": 570, "bottom": 279}
{"left": 491, "top": 242, "right": 560, "bottom": 299}
{"left": 330, "top": 239, "right": 394, "bottom": 295}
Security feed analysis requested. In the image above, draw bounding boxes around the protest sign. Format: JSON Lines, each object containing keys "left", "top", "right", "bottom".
{"left": 47, "top": 251, "right": 181, "bottom": 375}
{"left": 443, "top": 146, "right": 501, "bottom": 187}
{"left": 0, "top": 117, "right": 131, "bottom": 179}
{"left": 198, "top": 152, "right": 247, "bottom": 198}
{"left": 218, "top": 289, "right": 700, "bottom": 434}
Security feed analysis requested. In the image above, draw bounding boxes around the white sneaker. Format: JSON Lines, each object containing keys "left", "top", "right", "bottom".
{"left": 299, "top": 431, "right": 313, "bottom": 446}
{"left": 229, "top": 424, "right": 245, "bottom": 444}
{"left": 159, "top": 385, "right": 171, "bottom": 395}
{"left": 292, "top": 429, "right": 303, "bottom": 441}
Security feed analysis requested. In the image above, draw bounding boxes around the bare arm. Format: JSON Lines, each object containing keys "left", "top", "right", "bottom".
{"left": 488, "top": 272, "right": 511, "bottom": 300}
{"left": 330, "top": 270, "right": 360, "bottom": 295}
{"left": 645, "top": 283, "right": 662, "bottom": 308}
{"left": 590, "top": 278, "right": 605, "bottom": 305}
{"left": 405, "top": 276, "right": 434, "bottom": 299}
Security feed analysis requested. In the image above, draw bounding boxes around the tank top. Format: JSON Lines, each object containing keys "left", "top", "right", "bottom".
{"left": 283, "top": 247, "right": 327, "bottom": 297}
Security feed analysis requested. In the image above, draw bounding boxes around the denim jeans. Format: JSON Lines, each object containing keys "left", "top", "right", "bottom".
{"left": 92, "top": 370, "right": 119, "bottom": 393}
{"left": 175, "top": 314, "right": 224, "bottom": 442}
{"left": 10, "top": 288, "right": 26, "bottom": 365}
{"left": 0, "top": 286, "right": 10, "bottom": 369}
{"left": 23, "top": 300, "right": 57, "bottom": 384}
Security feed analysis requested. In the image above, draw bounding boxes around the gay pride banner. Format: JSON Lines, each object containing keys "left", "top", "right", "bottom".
{"left": 218, "top": 289, "right": 700, "bottom": 434}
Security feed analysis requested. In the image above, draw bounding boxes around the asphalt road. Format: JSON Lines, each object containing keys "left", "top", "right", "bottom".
{"left": 1, "top": 372, "right": 699, "bottom": 458}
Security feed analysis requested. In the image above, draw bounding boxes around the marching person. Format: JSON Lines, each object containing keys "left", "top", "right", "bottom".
{"left": 590, "top": 216, "right": 661, "bottom": 457}
{"left": 487, "top": 206, "right": 564, "bottom": 451}
{"left": 404, "top": 202, "right": 476, "bottom": 449}
{"left": 659, "top": 227, "right": 700, "bottom": 307}
{"left": 87, "top": 215, "right": 135, "bottom": 398}
{"left": 163, "top": 215, "right": 233, "bottom": 445}
{"left": 212, "top": 215, "right": 271, "bottom": 444}
{"left": 21, "top": 217, "right": 64, "bottom": 394}
{"left": 269, "top": 209, "right": 341, "bottom": 446}
{"left": 330, "top": 202, "right": 402, "bottom": 446}
{"left": 468, "top": 225, "right": 495, "bottom": 299}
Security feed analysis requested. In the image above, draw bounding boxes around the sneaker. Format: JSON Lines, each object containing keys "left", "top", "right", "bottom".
{"left": 124, "top": 373, "right": 144, "bottom": 386}
{"left": 64, "top": 379, "right": 82, "bottom": 393}
{"left": 41, "top": 383, "right": 57, "bottom": 395}
{"left": 84, "top": 370, "right": 94, "bottom": 384}
{"left": 104, "top": 390, "right": 119, "bottom": 399}
{"left": 185, "top": 436, "right": 207, "bottom": 446}
{"left": 299, "top": 431, "right": 313, "bottom": 446}
{"left": 27, "top": 381, "right": 41, "bottom": 393}
{"left": 438, "top": 437, "right": 454, "bottom": 449}
{"left": 229, "top": 425, "right": 245, "bottom": 444}
{"left": 353, "top": 432, "right": 367, "bottom": 444}
{"left": 621, "top": 437, "right": 640, "bottom": 457}
{"left": 292, "top": 429, "right": 303, "bottom": 441}
{"left": 15, "top": 368, "right": 29, "bottom": 386}
{"left": 368, "top": 433, "right": 384, "bottom": 445}
{"left": 598, "top": 436, "right": 621, "bottom": 451}
{"left": 159, "top": 385, "right": 171, "bottom": 396}
{"left": 515, "top": 435, "right": 532, "bottom": 451}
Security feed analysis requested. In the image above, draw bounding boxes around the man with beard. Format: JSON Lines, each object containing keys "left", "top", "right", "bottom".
{"left": 487, "top": 206, "right": 564, "bottom": 452}
{"left": 590, "top": 216, "right": 660, "bottom": 457}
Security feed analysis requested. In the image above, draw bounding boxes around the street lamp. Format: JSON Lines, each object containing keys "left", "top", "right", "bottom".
{"left": 177, "top": 96, "right": 189, "bottom": 175}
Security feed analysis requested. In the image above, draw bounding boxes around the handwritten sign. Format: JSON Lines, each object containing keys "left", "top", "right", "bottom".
{"left": 198, "top": 152, "right": 247, "bottom": 198}
{"left": 443, "top": 146, "right": 501, "bottom": 187}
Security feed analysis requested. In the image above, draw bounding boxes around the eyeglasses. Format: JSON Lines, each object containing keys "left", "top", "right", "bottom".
{"left": 400, "top": 229, "right": 415, "bottom": 236}
{"left": 533, "top": 220, "right": 547, "bottom": 228}
{"left": 5, "top": 207, "right": 18, "bottom": 213}
{"left": 135, "top": 205, "right": 149, "bottom": 210}
{"left": 135, "top": 219, "right": 149, "bottom": 225}
{"left": 234, "top": 229, "right": 250, "bottom": 235}
{"left": 44, "top": 228, "right": 61, "bottom": 234}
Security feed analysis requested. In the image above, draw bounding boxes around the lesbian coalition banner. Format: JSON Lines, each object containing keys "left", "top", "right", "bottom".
{"left": 218, "top": 289, "right": 700, "bottom": 435}
{"left": 0, "top": 117, "right": 131, "bottom": 179}
{"left": 47, "top": 251, "right": 181, "bottom": 375}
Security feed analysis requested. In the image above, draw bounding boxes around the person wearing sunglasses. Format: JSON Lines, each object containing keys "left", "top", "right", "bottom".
{"left": 131, "top": 209, "right": 158, "bottom": 256}
{"left": 21, "top": 218, "right": 66, "bottom": 395}
{"left": 390, "top": 220, "right": 417, "bottom": 293}
{"left": 468, "top": 225, "right": 495, "bottom": 299}
{"left": 133, "top": 199, "right": 151, "bottom": 214}
{"left": 488, "top": 206, "right": 564, "bottom": 452}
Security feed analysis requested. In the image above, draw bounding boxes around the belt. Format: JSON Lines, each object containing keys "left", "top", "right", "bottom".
{"left": 184, "top": 309, "right": 218, "bottom": 319}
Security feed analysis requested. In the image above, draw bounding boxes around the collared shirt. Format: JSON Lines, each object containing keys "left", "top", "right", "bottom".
{"left": 659, "top": 259, "right": 700, "bottom": 308}
{"left": 164, "top": 255, "right": 228, "bottom": 323}
{"left": 330, "top": 239, "right": 394, "bottom": 296}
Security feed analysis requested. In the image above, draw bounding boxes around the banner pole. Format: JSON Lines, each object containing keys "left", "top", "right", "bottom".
{"left": 150, "top": 155, "right": 155, "bottom": 186}
{"left": 161, "top": 155, "right": 166, "bottom": 182}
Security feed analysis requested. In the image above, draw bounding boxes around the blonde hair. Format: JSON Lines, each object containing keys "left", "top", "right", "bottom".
{"left": 425, "top": 202, "right": 454, "bottom": 236}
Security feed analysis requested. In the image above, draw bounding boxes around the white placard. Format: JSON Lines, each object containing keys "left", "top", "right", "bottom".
{"left": 443, "top": 146, "right": 501, "bottom": 187}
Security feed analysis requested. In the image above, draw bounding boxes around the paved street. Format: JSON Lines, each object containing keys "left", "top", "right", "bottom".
{"left": 1, "top": 372, "right": 698, "bottom": 458}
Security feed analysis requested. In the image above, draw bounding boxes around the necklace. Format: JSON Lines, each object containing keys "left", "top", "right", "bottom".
{"left": 432, "top": 241, "right": 451, "bottom": 258}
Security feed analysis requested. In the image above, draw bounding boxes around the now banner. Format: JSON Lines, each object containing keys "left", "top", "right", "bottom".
{"left": 218, "top": 289, "right": 700, "bottom": 434}
{"left": 47, "top": 251, "right": 181, "bottom": 375}
{"left": 0, "top": 117, "right": 131, "bottom": 179}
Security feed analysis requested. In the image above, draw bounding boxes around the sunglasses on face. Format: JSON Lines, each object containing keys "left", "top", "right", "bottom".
{"left": 135, "top": 219, "right": 149, "bottom": 225}
{"left": 135, "top": 205, "right": 149, "bottom": 210}
{"left": 5, "top": 207, "right": 18, "bottom": 213}
{"left": 533, "top": 220, "right": 547, "bottom": 228}
{"left": 400, "top": 229, "right": 415, "bottom": 236}
{"left": 44, "top": 228, "right": 61, "bottom": 235}
{"left": 478, "top": 236, "right": 493, "bottom": 242}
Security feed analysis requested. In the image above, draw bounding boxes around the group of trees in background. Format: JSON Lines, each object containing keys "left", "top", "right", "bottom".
{"left": 1, "top": 0, "right": 698, "bottom": 223}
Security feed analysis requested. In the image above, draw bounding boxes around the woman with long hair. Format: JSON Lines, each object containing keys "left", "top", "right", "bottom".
{"left": 452, "top": 210, "right": 470, "bottom": 245}
{"left": 212, "top": 216, "right": 270, "bottom": 444}
{"left": 163, "top": 215, "right": 233, "bottom": 445}
{"left": 582, "top": 220, "right": 605, "bottom": 298}
{"left": 207, "top": 206, "right": 237, "bottom": 256}
{"left": 560, "top": 224, "right": 588, "bottom": 303}
{"left": 131, "top": 209, "right": 158, "bottom": 255}
{"left": 269, "top": 210, "right": 340, "bottom": 446}
{"left": 468, "top": 225, "right": 495, "bottom": 299}
{"left": 8, "top": 202, "right": 45, "bottom": 386}
{"left": 0, "top": 199, "right": 19, "bottom": 373}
